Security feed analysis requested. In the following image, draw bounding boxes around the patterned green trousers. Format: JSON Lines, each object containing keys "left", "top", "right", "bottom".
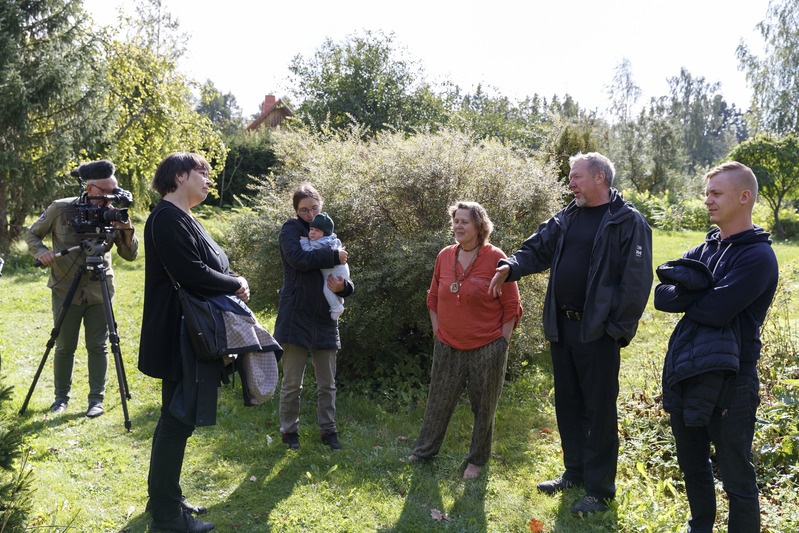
{"left": 412, "top": 336, "right": 509, "bottom": 466}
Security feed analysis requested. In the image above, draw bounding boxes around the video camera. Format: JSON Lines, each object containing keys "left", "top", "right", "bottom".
{"left": 65, "top": 160, "right": 134, "bottom": 234}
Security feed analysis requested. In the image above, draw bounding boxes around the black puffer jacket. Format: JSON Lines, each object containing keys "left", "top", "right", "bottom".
{"left": 655, "top": 258, "right": 740, "bottom": 426}
{"left": 273, "top": 217, "right": 354, "bottom": 350}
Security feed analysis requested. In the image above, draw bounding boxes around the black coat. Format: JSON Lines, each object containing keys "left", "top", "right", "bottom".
{"left": 273, "top": 217, "right": 354, "bottom": 351}
{"left": 138, "top": 201, "right": 242, "bottom": 381}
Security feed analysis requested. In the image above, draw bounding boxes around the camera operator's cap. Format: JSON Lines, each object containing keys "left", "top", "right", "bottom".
{"left": 310, "top": 212, "right": 334, "bottom": 236}
{"left": 76, "top": 160, "right": 115, "bottom": 181}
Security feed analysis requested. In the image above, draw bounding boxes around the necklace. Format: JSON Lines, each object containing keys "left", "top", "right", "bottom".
{"left": 450, "top": 245, "right": 481, "bottom": 293}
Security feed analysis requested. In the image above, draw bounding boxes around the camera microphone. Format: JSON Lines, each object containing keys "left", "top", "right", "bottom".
{"left": 71, "top": 160, "right": 115, "bottom": 181}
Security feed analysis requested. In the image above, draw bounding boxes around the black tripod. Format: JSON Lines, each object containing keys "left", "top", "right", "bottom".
{"left": 19, "top": 239, "right": 132, "bottom": 431}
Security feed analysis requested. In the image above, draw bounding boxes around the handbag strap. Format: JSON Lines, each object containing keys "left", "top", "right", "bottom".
{"left": 149, "top": 206, "right": 182, "bottom": 291}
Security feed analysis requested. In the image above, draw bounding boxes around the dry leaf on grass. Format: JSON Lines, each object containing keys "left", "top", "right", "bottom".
{"left": 430, "top": 508, "right": 450, "bottom": 522}
{"left": 529, "top": 517, "right": 545, "bottom": 532}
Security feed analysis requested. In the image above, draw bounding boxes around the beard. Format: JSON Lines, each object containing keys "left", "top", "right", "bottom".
{"left": 574, "top": 196, "right": 587, "bottom": 207}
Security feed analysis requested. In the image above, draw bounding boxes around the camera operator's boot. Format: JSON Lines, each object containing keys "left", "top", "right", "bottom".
{"left": 86, "top": 400, "right": 104, "bottom": 418}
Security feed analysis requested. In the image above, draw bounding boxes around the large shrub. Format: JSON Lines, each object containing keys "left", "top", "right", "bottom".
{"left": 229, "top": 126, "right": 565, "bottom": 393}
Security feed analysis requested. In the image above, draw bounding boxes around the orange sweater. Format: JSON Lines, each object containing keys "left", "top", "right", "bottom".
{"left": 427, "top": 244, "right": 522, "bottom": 351}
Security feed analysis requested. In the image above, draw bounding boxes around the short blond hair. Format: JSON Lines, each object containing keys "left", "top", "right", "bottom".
{"left": 706, "top": 161, "right": 758, "bottom": 203}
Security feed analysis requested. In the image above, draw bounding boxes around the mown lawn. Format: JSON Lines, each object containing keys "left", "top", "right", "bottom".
{"left": 1, "top": 228, "right": 798, "bottom": 532}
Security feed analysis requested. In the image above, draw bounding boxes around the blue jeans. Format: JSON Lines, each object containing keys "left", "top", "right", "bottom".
{"left": 670, "top": 373, "right": 760, "bottom": 533}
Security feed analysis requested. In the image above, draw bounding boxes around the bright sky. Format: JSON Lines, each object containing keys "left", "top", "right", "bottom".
{"left": 84, "top": 0, "right": 771, "bottom": 118}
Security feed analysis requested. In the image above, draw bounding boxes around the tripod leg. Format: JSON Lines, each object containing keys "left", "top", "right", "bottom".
{"left": 19, "top": 267, "right": 83, "bottom": 415}
{"left": 107, "top": 300, "right": 131, "bottom": 401}
{"left": 96, "top": 266, "right": 132, "bottom": 431}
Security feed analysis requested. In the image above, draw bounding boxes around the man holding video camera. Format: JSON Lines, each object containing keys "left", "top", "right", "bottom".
{"left": 26, "top": 160, "right": 138, "bottom": 418}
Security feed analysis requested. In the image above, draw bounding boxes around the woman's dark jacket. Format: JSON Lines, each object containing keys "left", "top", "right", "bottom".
{"left": 499, "top": 189, "right": 653, "bottom": 347}
{"left": 655, "top": 258, "right": 740, "bottom": 426}
{"left": 274, "top": 217, "right": 354, "bottom": 350}
{"left": 138, "top": 201, "right": 242, "bottom": 381}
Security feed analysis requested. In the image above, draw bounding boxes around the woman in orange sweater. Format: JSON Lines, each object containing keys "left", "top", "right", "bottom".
{"left": 409, "top": 201, "right": 522, "bottom": 479}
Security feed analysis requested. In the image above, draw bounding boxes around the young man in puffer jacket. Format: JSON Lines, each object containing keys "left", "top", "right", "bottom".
{"left": 655, "top": 161, "right": 779, "bottom": 533}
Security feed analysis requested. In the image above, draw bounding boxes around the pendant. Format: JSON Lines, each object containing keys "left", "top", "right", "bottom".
{"left": 450, "top": 282, "right": 459, "bottom": 293}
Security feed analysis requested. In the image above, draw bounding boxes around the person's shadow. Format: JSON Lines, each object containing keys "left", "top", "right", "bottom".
{"left": 449, "top": 465, "right": 489, "bottom": 533}
{"left": 379, "top": 458, "right": 446, "bottom": 533}
{"left": 552, "top": 492, "right": 619, "bottom": 531}
{"left": 380, "top": 458, "right": 489, "bottom": 533}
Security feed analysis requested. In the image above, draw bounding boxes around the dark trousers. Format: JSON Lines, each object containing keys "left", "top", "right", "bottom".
{"left": 147, "top": 379, "right": 195, "bottom": 522}
{"left": 670, "top": 373, "right": 760, "bottom": 533}
{"left": 549, "top": 314, "right": 620, "bottom": 499}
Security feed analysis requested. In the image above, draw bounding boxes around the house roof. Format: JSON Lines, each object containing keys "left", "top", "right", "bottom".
{"left": 246, "top": 94, "right": 295, "bottom": 131}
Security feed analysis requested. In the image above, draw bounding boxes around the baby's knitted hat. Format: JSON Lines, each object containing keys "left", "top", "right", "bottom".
{"left": 310, "top": 212, "right": 334, "bottom": 236}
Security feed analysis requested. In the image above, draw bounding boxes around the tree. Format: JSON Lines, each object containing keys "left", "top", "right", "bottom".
{"left": 447, "top": 85, "right": 556, "bottom": 152}
{"left": 667, "top": 68, "right": 744, "bottom": 173}
{"left": 0, "top": 375, "right": 33, "bottom": 531}
{"left": 196, "top": 80, "right": 245, "bottom": 137}
{"left": 605, "top": 59, "right": 650, "bottom": 191}
{"left": 0, "top": 0, "right": 108, "bottom": 249}
{"left": 547, "top": 120, "right": 601, "bottom": 183}
{"left": 288, "top": 30, "right": 450, "bottom": 135}
{"left": 729, "top": 133, "right": 799, "bottom": 238}
{"left": 98, "top": 0, "right": 225, "bottom": 207}
{"left": 737, "top": 0, "right": 799, "bottom": 134}
{"left": 214, "top": 129, "right": 276, "bottom": 207}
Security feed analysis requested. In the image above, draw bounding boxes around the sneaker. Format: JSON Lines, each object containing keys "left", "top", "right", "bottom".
{"left": 86, "top": 400, "right": 104, "bottom": 418}
{"left": 281, "top": 432, "right": 300, "bottom": 449}
{"left": 49, "top": 399, "right": 68, "bottom": 414}
{"left": 570, "top": 495, "right": 609, "bottom": 516}
{"left": 537, "top": 475, "right": 580, "bottom": 495}
{"left": 150, "top": 508, "right": 215, "bottom": 532}
{"left": 321, "top": 432, "right": 343, "bottom": 450}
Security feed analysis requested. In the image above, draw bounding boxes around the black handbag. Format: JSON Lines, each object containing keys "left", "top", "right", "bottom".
{"left": 151, "top": 212, "right": 227, "bottom": 362}
{"left": 173, "top": 283, "right": 227, "bottom": 362}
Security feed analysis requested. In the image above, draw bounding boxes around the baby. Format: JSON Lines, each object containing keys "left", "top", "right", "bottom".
{"left": 300, "top": 212, "right": 351, "bottom": 320}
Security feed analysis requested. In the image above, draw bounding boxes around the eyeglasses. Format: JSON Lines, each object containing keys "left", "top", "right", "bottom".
{"left": 88, "top": 183, "right": 114, "bottom": 195}
{"left": 298, "top": 205, "right": 321, "bottom": 215}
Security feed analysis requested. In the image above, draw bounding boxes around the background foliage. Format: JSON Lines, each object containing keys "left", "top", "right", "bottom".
{"left": 229, "top": 126, "right": 565, "bottom": 391}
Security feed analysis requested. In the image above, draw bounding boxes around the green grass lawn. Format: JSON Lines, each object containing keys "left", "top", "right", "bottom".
{"left": 1, "top": 229, "right": 798, "bottom": 532}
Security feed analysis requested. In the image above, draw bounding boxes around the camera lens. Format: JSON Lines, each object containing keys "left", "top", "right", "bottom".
{"left": 101, "top": 208, "right": 129, "bottom": 224}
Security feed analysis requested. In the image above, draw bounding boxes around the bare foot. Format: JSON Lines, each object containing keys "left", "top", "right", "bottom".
{"left": 463, "top": 463, "right": 482, "bottom": 479}
{"left": 407, "top": 454, "right": 420, "bottom": 462}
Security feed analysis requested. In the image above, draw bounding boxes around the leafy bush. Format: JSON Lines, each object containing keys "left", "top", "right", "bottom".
{"left": 754, "top": 204, "right": 799, "bottom": 240}
{"left": 623, "top": 189, "right": 711, "bottom": 232}
{"left": 228, "top": 126, "right": 565, "bottom": 392}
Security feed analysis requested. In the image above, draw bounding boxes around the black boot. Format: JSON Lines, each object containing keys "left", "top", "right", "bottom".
{"left": 150, "top": 509, "right": 215, "bottom": 532}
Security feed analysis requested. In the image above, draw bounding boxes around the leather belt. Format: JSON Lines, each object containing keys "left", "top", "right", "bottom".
{"left": 562, "top": 308, "right": 583, "bottom": 321}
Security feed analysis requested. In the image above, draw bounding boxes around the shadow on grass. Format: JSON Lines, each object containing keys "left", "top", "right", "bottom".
{"left": 552, "top": 488, "right": 619, "bottom": 532}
